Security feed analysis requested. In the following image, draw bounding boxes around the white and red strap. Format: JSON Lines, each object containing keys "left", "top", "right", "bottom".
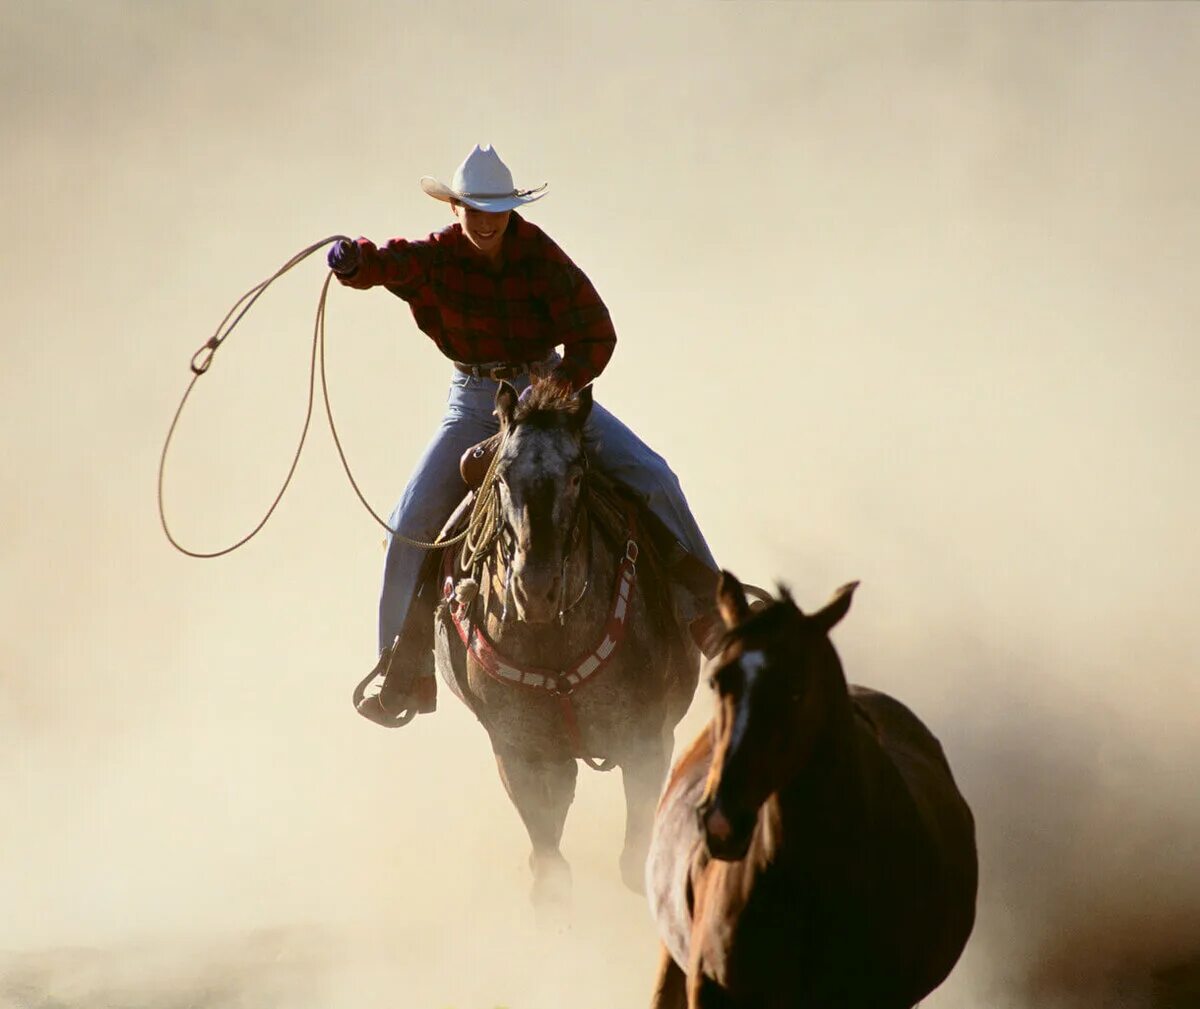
{"left": 445, "top": 537, "right": 639, "bottom": 698}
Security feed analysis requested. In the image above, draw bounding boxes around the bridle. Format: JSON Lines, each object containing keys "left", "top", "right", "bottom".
{"left": 493, "top": 454, "right": 592, "bottom": 626}
{"left": 445, "top": 460, "right": 640, "bottom": 772}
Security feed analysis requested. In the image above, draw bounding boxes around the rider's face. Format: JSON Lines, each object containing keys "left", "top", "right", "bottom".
{"left": 453, "top": 202, "right": 511, "bottom": 262}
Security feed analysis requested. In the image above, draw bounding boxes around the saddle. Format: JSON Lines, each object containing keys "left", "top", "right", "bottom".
{"left": 460, "top": 434, "right": 501, "bottom": 489}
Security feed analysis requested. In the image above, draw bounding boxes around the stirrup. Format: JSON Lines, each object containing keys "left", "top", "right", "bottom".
{"left": 351, "top": 637, "right": 419, "bottom": 728}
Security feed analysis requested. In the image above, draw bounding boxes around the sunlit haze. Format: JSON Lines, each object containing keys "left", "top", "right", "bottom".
{"left": 3, "top": 4, "right": 1198, "bottom": 1007}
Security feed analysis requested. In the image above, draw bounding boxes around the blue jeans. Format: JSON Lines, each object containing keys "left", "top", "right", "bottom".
{"left": 376, "top": 368, "right": 718, "bottom": 652}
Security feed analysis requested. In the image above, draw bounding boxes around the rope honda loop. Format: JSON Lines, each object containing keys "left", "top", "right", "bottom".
{"left": 190, "top": 337, "right": 220, "bottom": 376}
{"left": 158, "top": 236, "right": 478, "bottom": 559}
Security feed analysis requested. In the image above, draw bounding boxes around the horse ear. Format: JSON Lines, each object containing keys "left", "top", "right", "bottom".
{"left": 574, "top": 383, "right": 593, "bottom": 427}
{"left": 810, "top": 581, "right": 859, "bottom": 635}
{"left": 495, "top": 381, "right": 518, "bottom": 428}
{"left": 716, "top": 570, "right": 752, "bottom": 629}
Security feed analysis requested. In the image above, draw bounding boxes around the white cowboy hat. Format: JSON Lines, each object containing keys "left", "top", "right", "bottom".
{"left": 420, "top": 144, "right": 548, "bottom": 212}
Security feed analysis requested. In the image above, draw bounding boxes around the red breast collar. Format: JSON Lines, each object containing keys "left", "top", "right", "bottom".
{"left": 443, "top": 510, "right": 639, "bottom": 698}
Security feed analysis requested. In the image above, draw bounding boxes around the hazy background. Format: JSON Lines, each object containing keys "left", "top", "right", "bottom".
{"left": 3, "top": 3, "right": 1199, "bottom": 1007}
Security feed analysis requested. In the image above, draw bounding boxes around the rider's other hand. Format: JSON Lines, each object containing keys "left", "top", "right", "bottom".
{"left": 327, "top": 239, "right": 361, "bottom": 275}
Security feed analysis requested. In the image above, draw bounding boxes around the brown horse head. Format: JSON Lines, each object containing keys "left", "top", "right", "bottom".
{"left": 492, "top": 380, "right": 593, "bottom": 623}
{"left": 697, "top": 572, "right": 859, "bottom": 860}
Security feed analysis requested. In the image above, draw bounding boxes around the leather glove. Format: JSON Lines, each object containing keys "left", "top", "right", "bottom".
{"left": 327, "top": 239, "right": 361, "bottom": 276}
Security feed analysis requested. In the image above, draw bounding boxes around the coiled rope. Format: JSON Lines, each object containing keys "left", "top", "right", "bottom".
{"left": 157, "top": 236, "right": 491, "bottom": 559}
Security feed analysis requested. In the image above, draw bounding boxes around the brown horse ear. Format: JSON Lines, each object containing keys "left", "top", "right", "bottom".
{"left": 810, "top": 581, "right": 859, "bottom": 635}
{"left": 573, "top": 383, "right": 593, "bottom": 427}
{"left": 495, "top": 381, "right": 518, "bottom": 428}
{"left": 716, "top": 570, "right": 752, "bottom": 629}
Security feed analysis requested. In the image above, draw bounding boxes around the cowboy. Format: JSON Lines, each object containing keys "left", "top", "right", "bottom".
{"left": 328, "top": 144, "right": 720, "bottom": 719}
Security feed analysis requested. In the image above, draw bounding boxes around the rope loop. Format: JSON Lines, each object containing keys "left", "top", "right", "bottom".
{"left": 158, "top": 236, "right": 481, "bottom": 558}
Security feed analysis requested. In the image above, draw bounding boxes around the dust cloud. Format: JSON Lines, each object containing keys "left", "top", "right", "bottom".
{"left": 2, "top": 3, "right": 1198, "bottom": 1007}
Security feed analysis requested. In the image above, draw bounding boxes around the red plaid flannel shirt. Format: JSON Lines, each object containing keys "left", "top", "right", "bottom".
{"left": 336, "top": 213, "right": 615, "bottom": 391}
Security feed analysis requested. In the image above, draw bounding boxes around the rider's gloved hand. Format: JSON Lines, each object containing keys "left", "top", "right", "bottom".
{"left": 327, "top": 239, "right": 361, "bottom": 276}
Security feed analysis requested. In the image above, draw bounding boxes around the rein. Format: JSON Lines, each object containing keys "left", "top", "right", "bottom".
{"left": 554, "top": 480, "right": 592, "bottom": 624}
{"left": 556, "top": 515, "right": 591, "bottom": 624}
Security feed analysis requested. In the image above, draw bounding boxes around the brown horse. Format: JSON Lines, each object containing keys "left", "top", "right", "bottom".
{"left": 646, "top": 573, "right": 977, "bottom": 1008}
{"left": 433, "top": 382, "right": 700, "bottom": 912}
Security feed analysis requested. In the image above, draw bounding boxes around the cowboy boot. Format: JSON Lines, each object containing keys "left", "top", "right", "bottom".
{"left": 353, "top": 593, "right": 439, "bottom": 727}
{"left": 379, "top": 650, "right": 437, "bottom": 716}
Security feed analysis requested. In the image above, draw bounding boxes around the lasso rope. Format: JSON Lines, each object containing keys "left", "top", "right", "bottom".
{"left": 158, "top": 238, "right": 683, "bottom": 600}
{"left": 158, "top": 236, "right": 484, "bottom": 558}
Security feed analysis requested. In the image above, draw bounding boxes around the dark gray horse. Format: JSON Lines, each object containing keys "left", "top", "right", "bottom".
{"left": 646, "top": 573, "right": 978, "bottom": 1008}
{"left": 434, "top": 382, "right": 700, "bottom": 912}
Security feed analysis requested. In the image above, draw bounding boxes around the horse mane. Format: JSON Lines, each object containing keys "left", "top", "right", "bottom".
{"left": 512, "top": 383, "right": 589, "bottom": 427}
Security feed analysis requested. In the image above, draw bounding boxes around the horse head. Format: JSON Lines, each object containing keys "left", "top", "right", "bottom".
{"left": 697, "top": 571, "right": 859, "bottom": 860}
{"left": 492, "top": 379, "right": 593, "bottom": 624}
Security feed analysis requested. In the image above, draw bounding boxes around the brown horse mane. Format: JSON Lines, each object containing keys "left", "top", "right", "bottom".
{"left": 512, "top": 382, "right": 589, "bottom": 427}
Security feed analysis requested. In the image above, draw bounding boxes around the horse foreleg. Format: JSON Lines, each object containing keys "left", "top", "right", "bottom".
{"left": 619, "top": 731, "right": 671, "bottom": 893}
{"left": 649, "top": 943, "right": 687, "bottom": 1009}
{"left": 493, "top": 746, "right": 578, "bottom": 918}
